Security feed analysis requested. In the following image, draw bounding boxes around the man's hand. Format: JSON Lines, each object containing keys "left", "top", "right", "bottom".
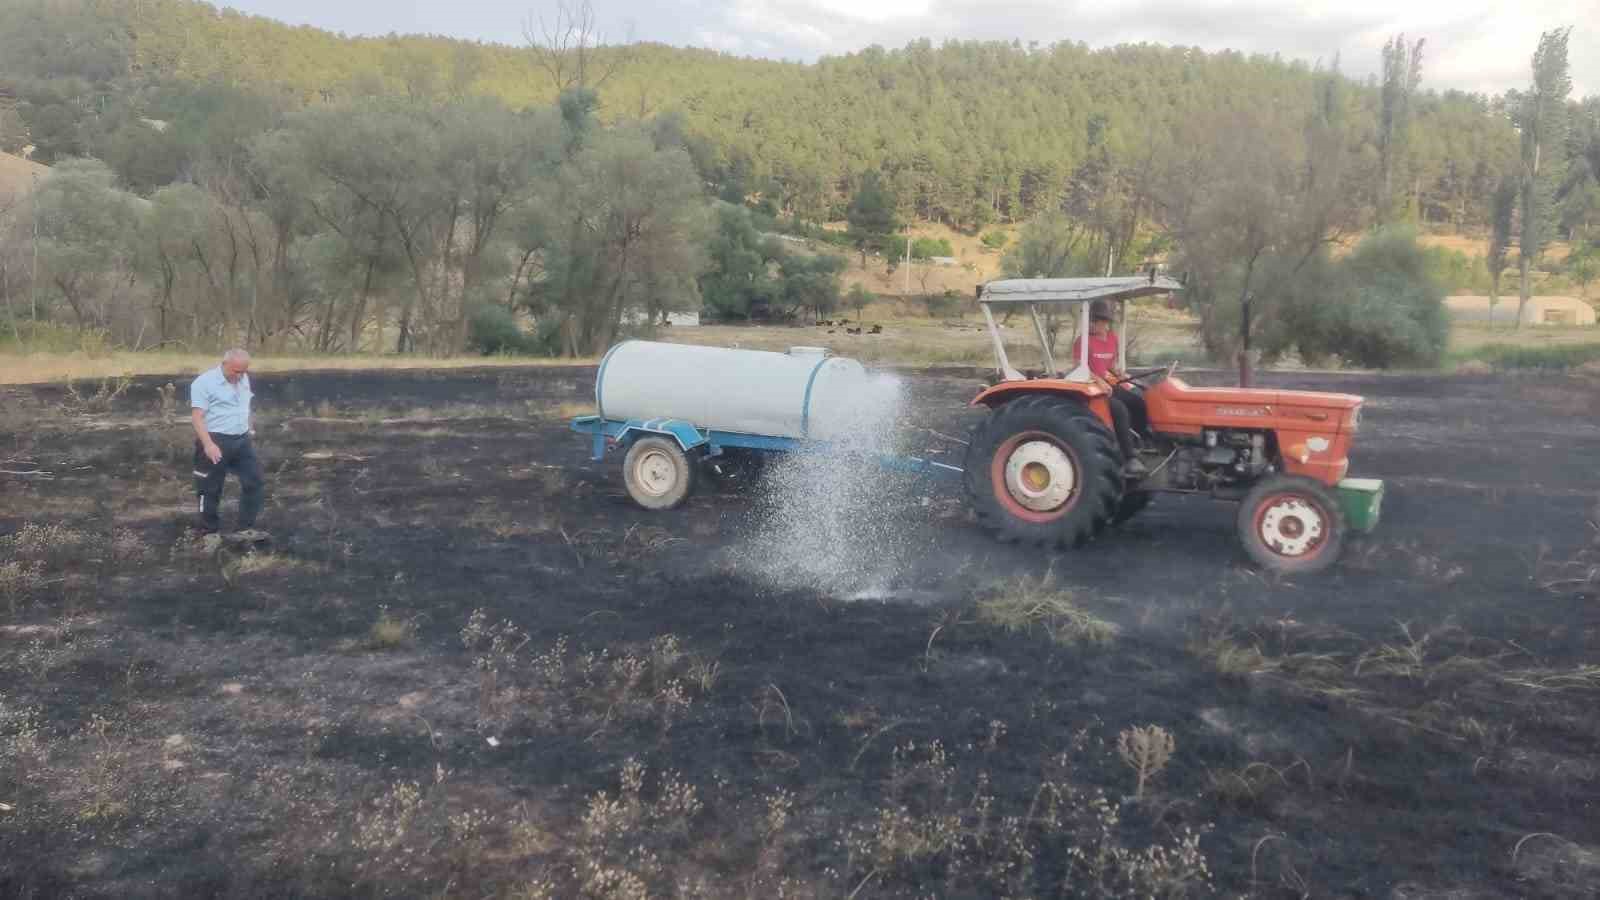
{"left": 203, "top": 441, "right": 223, "bottom": 464}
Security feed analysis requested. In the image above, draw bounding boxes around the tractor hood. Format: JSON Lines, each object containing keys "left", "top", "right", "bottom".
{"left": 1175, "top": 385, "right": 1363, "bottom": 412}
{"left": 1143, "top": 377, "right": 1364, "bottom": 435}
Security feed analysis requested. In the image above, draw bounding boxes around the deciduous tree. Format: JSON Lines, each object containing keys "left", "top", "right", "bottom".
{"left": 1511, "top": 28, "right": 1573, "bottom": 328}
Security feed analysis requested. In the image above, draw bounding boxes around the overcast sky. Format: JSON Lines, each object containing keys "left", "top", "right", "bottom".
{"left": 219, "top": 0, "right": 1597, "bottom": 97}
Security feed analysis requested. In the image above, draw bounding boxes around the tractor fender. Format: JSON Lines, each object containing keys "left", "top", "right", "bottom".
{"left": 971, "top": 380, "right": 1115, "bottom": 432}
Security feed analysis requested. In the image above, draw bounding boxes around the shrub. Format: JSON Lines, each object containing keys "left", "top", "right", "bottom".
{"left": 980, "top": 230, "right": 1008, "bottom": 250}
{"left": 1327, "top": 228, "right": 1453, "bottom": 367}
{"left": 467, "top": 305, "right": 536, "bottom": 356}
{"left": 910, "top": 236, "right": 953, "bottom": 260}
{"left": 1264, "top": 227, "right": 1451, "bottom": 368}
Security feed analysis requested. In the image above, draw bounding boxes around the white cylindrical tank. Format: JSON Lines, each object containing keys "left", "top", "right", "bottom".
{"left": 595, "top": 341, "right": 893, "bottom": 441}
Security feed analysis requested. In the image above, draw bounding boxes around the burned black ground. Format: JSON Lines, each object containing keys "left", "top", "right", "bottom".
{"left": 2, "top": 364, "right": 1598, "bottom": 898}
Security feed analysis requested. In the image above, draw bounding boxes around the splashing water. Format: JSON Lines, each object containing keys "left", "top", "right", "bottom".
{"left": 732, "top": 372, "right": 921, "bottom": 595}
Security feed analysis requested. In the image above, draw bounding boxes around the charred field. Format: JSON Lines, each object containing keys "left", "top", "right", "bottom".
{"left": 2, "top": 363, "right": 1598, "bottom": 898}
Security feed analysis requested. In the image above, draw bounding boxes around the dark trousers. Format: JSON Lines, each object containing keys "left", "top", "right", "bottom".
{"left": 193, "top": 433, "right": 264, "bottom": 532}
{"left": 1108, "top": 388, "right": 1149, "bottom": 460}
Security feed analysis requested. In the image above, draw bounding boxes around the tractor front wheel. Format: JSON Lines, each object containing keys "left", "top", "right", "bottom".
{"left": 964, "top": 395, "right": 1122, "bottom": 548}
{"left": 1236, "top": 475, "right": 1344, "bottom": 574}
{"left": 623, "top": 436, "right": 696, "bottom": 510}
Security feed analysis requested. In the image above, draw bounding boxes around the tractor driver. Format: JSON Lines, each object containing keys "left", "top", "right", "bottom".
{"left": 1069, "top": 300, "right": 1148, "bottom": 476}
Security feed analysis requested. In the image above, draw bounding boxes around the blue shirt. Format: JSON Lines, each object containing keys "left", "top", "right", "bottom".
{"left": 190, "top": 367, "right": 253, "bottom": 435}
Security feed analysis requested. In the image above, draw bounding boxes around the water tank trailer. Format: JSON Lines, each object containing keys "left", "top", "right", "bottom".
{"left": 570, "top": 341, "right": 961, "bottom": 509}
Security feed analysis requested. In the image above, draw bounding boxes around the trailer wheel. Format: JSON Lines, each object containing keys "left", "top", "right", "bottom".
{"left": 1237, "top": 475, "right": 1344, "bottom": 574}
{"left": 623, "top": 436, "right": 696, "bottom": 510}
{"left": 964, "top": 395, "right": 1122, "bottom": 548}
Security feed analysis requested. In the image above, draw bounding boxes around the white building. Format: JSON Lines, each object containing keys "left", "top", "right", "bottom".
{"left": 1445, "top": 295, "right": 1596, "bottom": 327}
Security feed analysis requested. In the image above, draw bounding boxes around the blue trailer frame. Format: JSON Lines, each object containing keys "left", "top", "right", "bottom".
{"left": 570, "top": 415, "right": 963, "bottom": 479}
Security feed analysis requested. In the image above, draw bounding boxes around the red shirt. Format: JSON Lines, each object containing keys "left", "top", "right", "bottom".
{"left": 1070, "top": 331, "right": 1119, "bottom": 378}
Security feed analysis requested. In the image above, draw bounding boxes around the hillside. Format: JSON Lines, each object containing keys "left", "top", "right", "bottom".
{"left": 0, "top": 0, "right": 1564, "bottom": 233}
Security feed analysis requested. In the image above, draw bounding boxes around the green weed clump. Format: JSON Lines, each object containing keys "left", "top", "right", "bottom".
{"left": 1454, "top": 343, "right": 1600, "bottom": 371}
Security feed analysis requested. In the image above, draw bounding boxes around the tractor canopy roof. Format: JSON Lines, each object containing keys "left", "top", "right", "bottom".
{"left": 979, "top": 275, "right": 1184, "bottom": 305}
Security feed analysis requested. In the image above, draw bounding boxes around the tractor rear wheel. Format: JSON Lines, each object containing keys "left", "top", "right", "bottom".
{"left": 964, "top": 395, "right": 1122, "bottom": 548}
{"left": 1111, "top": 491, "right": 1154, "bottom": 526}
{"left": 1236, "top": 475, "right": 1344, "bottom": 574}
{"left": 623, "top": 436, "right": 696, "bottom": 510}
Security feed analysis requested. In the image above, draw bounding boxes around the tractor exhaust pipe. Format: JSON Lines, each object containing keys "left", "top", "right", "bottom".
{"left": 1238, "top": 291, "right": 1254, "bottom": 388}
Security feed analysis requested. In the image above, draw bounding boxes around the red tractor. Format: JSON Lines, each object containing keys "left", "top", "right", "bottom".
{"left": 965, "top": 277, "right": 1383, "bottom": 574}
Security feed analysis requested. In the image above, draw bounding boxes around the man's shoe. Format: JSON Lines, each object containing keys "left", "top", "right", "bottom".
{"left": 1123, "top": 458, "right": 1149, "bottom": 477}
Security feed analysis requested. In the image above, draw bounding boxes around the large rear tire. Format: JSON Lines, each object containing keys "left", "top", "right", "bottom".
{"left": 623, "top": 436, "right": 696, "bottom": 510}
{"left": 1236, "top": 475, "right": 1344, "bottom": 574}
{"left": 964, "top": 395, "right": 1122, "bottom": 548}
{"left": 1111, "top": 491, "right": 1154, "bottom": 526}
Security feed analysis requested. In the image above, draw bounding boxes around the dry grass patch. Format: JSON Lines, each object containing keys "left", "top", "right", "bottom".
{"left": 0, "top": 351, "right": 597, "bottom": 385}
{"left": 60, "top": 375, "right": 134, "bottom": 413}
{"left": 1352, "top": 622, "right": 1510, "bottom": 686}
{"left": 1187, "top": 635, "right": 1281, "bottom": 677}
{"left": 546, "top": 401, "right": 595, "bottom": 421}
{"left": 1346, "top": 540, "right": 1467, "bottom": 583}
{"left": 368, "top": 606, "right": 416, "bottom": 650}
{"left": 460, "top": 614, "right": 711, "bottom": 738}
{"left": 221, "top": 552, "right": 326, "bottom": 583}
{"left": 0, "top": 560, "right": 46, "bottom": 614}
{"left": 974, "top": 573, "right": 1118, "bottom": 647}
{"left": 1498, "top": 665, "right": 1600, "bottom": 693}
{"left": 840, "top": 737, "right": 1212, "bottom": 897}
{"left": 3, "top": 522, "right": 101, "bottom": 566}
{"left": 1203, "top": 761, "right": 1300, "bottom": 811}
{"left": 463, "top": 502, "right": 558, "bottom": 539}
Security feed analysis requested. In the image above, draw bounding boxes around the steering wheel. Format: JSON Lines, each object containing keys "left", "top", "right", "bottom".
{"left": 1122, "top": 361, "right": 1180, "bottom": 384}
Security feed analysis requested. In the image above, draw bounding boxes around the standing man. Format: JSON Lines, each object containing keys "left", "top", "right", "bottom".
{"left": 190, "top": 348, "right": 266, "bottom": 537}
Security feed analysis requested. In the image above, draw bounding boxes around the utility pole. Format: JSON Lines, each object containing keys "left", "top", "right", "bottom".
{"left": 30, "top": 172, "right": 39, "bottom": 325}
{"left": 904, "top": 229, "right": 911, "bottom": 295}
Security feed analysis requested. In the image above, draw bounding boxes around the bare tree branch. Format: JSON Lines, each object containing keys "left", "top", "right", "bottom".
{"left": 523, "top": 0, "right": 633, "bottom": 96}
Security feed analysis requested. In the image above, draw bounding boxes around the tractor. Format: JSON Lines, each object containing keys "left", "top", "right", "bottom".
{"left": 965, "top": 276, "right": 1383, "bottom": 574}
